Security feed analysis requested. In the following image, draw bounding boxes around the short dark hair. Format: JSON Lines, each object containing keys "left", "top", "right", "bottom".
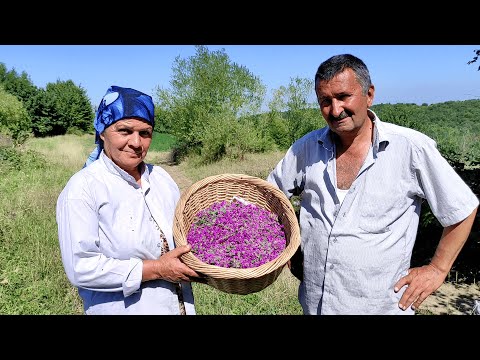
{"left": 315, "top": 54, "right": 372, "bottom": 95}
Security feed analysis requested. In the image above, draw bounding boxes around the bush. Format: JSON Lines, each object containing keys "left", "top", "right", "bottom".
{"left": 0, "top": 87, "right": 32, "bottom": 144}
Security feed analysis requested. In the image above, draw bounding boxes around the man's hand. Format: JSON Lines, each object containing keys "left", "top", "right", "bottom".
{"left": 394, "top": 263, "right": 447, "bottom": 311}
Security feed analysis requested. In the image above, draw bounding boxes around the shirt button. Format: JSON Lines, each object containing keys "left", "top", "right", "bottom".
{"left": 330, "top": 264, "right": 334, "bottom": 269}
{"left": 332, "top": 238, "right": 337, "bottom": 243}
{"left": 157, "top": 243, "right": 162, "bottom": 248}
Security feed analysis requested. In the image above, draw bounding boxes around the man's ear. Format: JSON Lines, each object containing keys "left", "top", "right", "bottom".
{"left": 367, "top": 85, "right": 375, "bottom": 107}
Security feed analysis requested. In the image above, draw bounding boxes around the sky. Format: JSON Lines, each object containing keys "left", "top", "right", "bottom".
{"left": 0, "top": 45, "right": 479, "bottom": 109}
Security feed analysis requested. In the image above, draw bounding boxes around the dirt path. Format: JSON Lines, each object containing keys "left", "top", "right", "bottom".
{"left": 419, "top": 282, "right": 480, "bottom": 315}
{"left": 156, "top": 152, "right": 480, "bottom": 315}
{"left": 156, "top": 153, "right": 193, "bottom": 192}
{"left": 163, "top": 164, "right": 192, "bottom": 192}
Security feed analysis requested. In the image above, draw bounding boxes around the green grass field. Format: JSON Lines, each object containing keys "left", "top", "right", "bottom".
{"left": 150, "top": 132, "right": 177, "bottom": 152}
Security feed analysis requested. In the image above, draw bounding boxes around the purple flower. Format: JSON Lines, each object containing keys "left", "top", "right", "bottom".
{"left": 187, "top": 199, "right": 287, "bottom": 269}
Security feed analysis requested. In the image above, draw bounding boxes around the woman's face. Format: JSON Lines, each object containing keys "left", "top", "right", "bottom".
{"left": 100, "top": 118, "right": 153, "bottom": 176}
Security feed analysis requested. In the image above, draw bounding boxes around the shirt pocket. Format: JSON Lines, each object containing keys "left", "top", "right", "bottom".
{"left": 358, "top": 218, "right": 392, "bottom": 234}
{"left": 357, "top": 185, "right": 407, "bottom": 234}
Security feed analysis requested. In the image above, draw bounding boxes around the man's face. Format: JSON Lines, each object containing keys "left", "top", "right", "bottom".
{"left": 315, "top": 68, "right": 374, "bottom": 136}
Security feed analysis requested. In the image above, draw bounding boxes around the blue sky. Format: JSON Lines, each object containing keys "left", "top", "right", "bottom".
{"left": 1, "top": 45, "right": 479, "bottom": 108}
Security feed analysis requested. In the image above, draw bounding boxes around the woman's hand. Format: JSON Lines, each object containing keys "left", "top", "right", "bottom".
{"left": 143, "top": 244, "right": 206, "bottom": 283}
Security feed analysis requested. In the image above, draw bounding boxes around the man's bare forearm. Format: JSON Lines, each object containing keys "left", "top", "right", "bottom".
{"left": 430, "top": 206, "right": 478, "bottom": 274}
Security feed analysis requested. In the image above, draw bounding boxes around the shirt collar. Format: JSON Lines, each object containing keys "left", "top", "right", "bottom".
{"left": 369, "top": 109, "right": 390, "bottom": 155}
{"left": 99, "top": 150, "right": 150, "bottom": 187}
{"left": 316, "top": 126, "right": 334, "bottom": 151}
{"left": 317, "top": 109, "right": 390, "bottom": 155}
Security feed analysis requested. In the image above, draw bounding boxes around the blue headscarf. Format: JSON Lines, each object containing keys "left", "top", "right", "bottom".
{"left": 83, "top": 86, "right": 155, "bottom": 168}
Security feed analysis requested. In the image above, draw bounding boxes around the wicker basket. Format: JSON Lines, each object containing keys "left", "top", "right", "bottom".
{"left": 173, "top": 173, "right": 301, "bottom": 295}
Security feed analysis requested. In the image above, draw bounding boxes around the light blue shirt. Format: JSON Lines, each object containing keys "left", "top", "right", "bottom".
{"left": 57, "top": 151, "right": 195, "bottom": 315}
{"left": 267, "top": 110, "right": 479, "bottom": 315}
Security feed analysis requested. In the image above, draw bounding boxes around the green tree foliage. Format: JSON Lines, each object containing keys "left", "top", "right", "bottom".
{"left": 28, "top": 88, "right": 60, "bottom": 136}
{"left": 371, "top": 102, "right": 426, "bottom": 131}
{"left": 267, "top": 77, "right": 324, "bottom": 149}
{"left": 0, "top": 63, "right": 94, "bottom": 137}
{"left": 0, "top": 63, "right": 38, "bottom": 105}
{"left": 266, "top": 84, "right": 291, "bottom": 149}
{"left": 45, "top": 80, "right": 94, "bottom": 135}
{"left": 0, "top": 86, "right": 32, "bottom": 144}
{"left": 0, "top": 64, "right": 42, "bottom": 135}
{"left": 199, "top": 111, "right": 274, "bottom": 163}
{"left": 155, "top": 45, "right": 267, "bottom": 162}
{"left": 372, "top": 100, "right": 480, "bottom": 167}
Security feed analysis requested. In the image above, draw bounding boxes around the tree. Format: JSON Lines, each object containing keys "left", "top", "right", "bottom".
{"left": 267, "top": 77, "right": 323, "bottom": 148}
{"left": 45, "top": 80, "right": 94, "bottom": 135}
{"left": 0, "top": 63, "right": 40, "bottom": 126}
{"left": 0, "top": 86, "right": 32, "bottom": 144}
{"left": 0, "top": 63, "right": 94, "bottom": 137}
{"left": 155, "top": 45, "right": 267, "bottom": 161}
{"left": 0, "top": 63, "right": 38, "bottom": 103}
{"left": 467, "top": 49, "right": 480, "bottom": 71}
{"left": 28, "top": 88, "right": 59, "bottom": 137}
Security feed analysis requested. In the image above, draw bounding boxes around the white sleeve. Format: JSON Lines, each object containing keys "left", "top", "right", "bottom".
{"left": 56, "top": 175, "right": 143, "bottom": 297}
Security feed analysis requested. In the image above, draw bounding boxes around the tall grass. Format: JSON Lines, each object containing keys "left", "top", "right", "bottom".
{"left": 0, "top": 142, "right": 84, "bottom": 314}
{"left": 0, "top": 134, "right": 302, "bottom": 315}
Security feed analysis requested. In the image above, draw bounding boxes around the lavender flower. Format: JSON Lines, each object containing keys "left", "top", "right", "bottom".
{"left": 187, "top": 199, "right": 287, "bottom": 269}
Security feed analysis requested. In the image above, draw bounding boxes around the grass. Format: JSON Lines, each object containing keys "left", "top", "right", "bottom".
{"left": 0, "top": 143, "right": 84, "bottom": 314}
{"left": 192, "top": 269, "right": 302, "bottom": 315}
{"left": 150, "top": 132, "right": 177, "bottom": 152}
{"left": 170, "top": 150, "right": 287, "bottom": 183}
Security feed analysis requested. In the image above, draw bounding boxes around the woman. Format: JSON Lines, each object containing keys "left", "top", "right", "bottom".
{"left": 57, "top": 85, "right": 202, "bottom": 314}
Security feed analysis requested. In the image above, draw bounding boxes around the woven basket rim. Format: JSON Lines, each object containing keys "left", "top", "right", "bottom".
{"left": 173, "top": 173, "right": 301, "bottom": 279}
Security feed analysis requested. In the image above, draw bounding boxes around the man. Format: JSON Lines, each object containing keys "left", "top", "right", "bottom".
{"left": 267, "top": 54, "right": 478, "bottom": 315}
